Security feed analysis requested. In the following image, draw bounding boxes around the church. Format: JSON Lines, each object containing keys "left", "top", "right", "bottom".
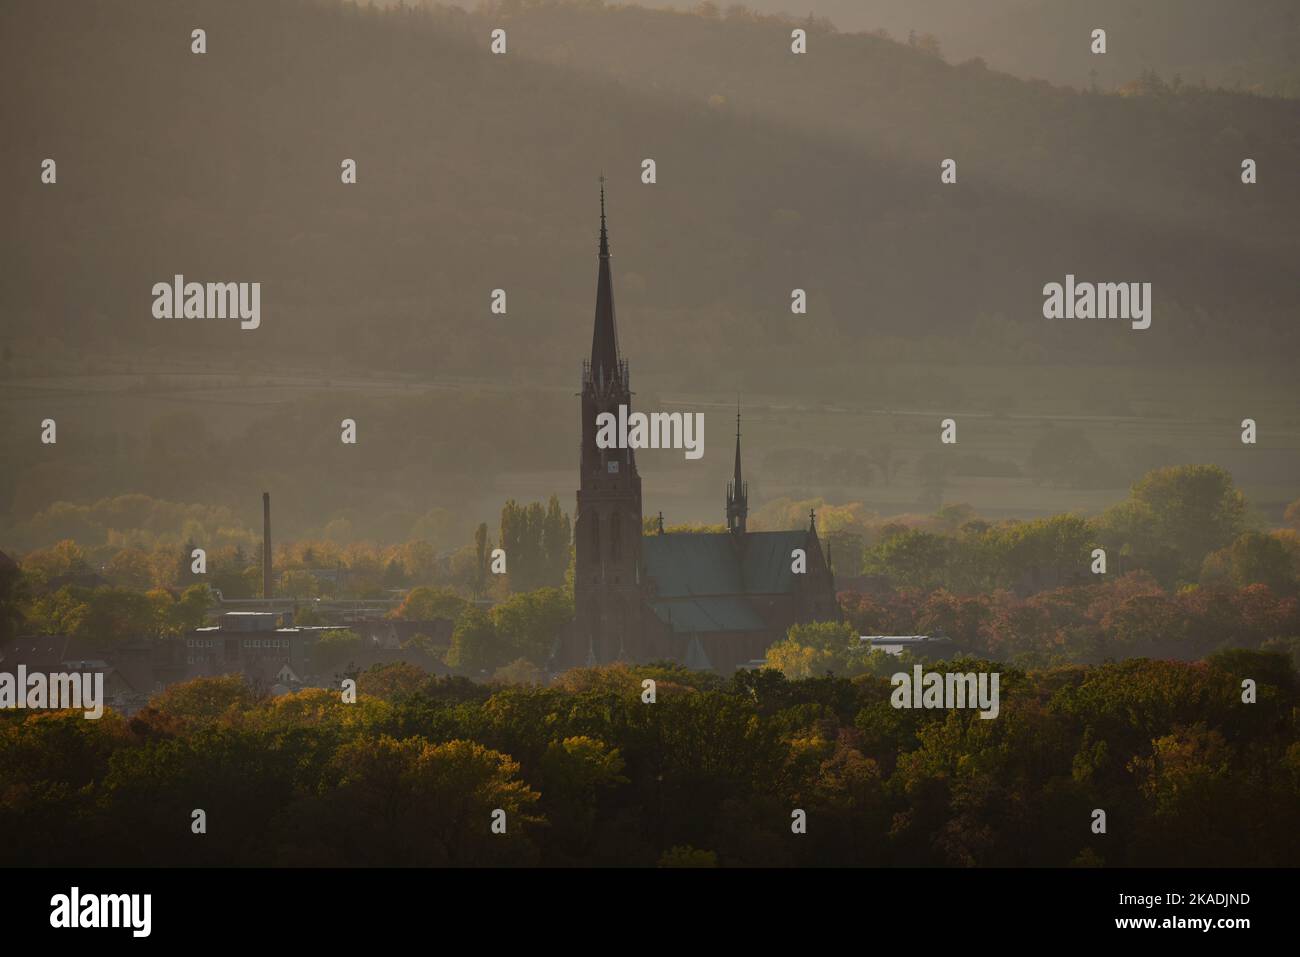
{"left": 558, "top": 187, "right": 838, "bottom": 674}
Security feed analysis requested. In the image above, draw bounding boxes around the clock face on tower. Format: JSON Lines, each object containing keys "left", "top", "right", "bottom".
{"left": 607, "top": 460, "right": 619, "bottom": 473}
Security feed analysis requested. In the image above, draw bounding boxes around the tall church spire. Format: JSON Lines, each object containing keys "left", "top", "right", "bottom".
{"left": 574, "top": 176, "right": 642, "bottom": 671}
{"left": 590, "top": 176, "right": 620, "bottom": 381}
{"left": 599, "top": 175, "right": 609, "bottom": 258}
{"left": 733, "top": 400, "right": 743, "bottom": 490}
{"left": 726, "top": 398, "right": 748, "bottom": 534}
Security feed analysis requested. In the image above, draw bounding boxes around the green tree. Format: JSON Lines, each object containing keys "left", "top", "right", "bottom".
{"left": 145, "top": 675, "right": 260, "bottom": 728}
{"left": 541, "top": 495, "right": 572, "bottom": 587}
{"left": 444, "top": 607, "right": 501, "bottom": 673}
{"left": 765, "top": 620, "right": 858, "bottom": 678}
{"left": 491, "top": 586, "right": 573, "bottom": 665}
{"left": 393, "top": 585, "right": 466, "bottom": 621}
{"left": 151, "top": 583, "right": 214, "bottom": 637}
{"left": 314, "top": 736, "right": 541, "bottom": 866}
{"left": 473, "top": 522, "right": 489, "bottom": 598}
{"left": 1102, "top": 465, "right": 1247, "bottom": 584}
{"left": 1203, "top": 531, "right": 1298, "bottom": 595}
{"left": 865, "top": 529, "right": 950, "bottom": 589}
{"left": 499, "top": 499, "right": 567, "bottom": 592}
{"left": 105, "top": 548, "right": 155, "bottom": 590}
{"left": 0, "top": 552, "right": 27, "bottom": 645}
{"left": 36, "top": 586, "right": 157, "bottom": 649}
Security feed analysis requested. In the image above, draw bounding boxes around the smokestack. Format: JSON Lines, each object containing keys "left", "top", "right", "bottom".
{"left": 262, "top": 492, "right": 272, "bottom": 601}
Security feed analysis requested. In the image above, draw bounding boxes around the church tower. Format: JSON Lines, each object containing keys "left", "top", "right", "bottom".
{"left": 573, "top": 182, "right": 643, "bottom": 664}
{"left": 726, "top": 405, "right": 748, "bottom": 534}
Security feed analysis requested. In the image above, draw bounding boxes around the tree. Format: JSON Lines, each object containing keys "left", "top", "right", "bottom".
{"left": 279, "top": 569, "right": 322, "bottom": 600}
{"left": 473, "top": 522, "right": 489, "bottom": 598}
{"left": 1204, "top": 532, "right": 1298, "bottom": 595}
{"left": 765, "top": 620, "right": 858, "bottom": 678}
{"left": 541, "top": 495, "right": 572, "bottom": 587}
{"left": 177, "top": 540, "right": 200, "bottom": 587}
{"left": 993, "top": 513, "right": 1096, "bottom": 590}
{"left": 499, "top": 498, "right": 571, "bottom": 592}
{"left": 0, "top": 553, "right": 28, "bottom": 646}
{"left": 105, "top": 548, "right": 154, "bottom": 590}
{"left": 539, "top": 736, "right": 627, "bottom": 809}
{"left": 319, "top": 736, "right": 541, "bottom": 866}
{"left": 491, "top": 587, "right": 573, "bottom": 665}
{"left": 865, "top": 529, "right": 949, "bottom": 589}
{"left": 1100, "top": 593, "right": 1189, "bottom": 658}
{"left": 492, "top": 658, "right": 546, "bottom": 685}
{"left": 392, "top": 586, "right": 466, "bottom": 621}
{"left": 144, "top": 675, "right": 260, "bottom": 728}
{"left": 381, "top": 558, "right": 407, "bottom": 589}
{"left": 358, "top": 661, "right": 430, "bottom": 700}
{"left": 825, "top": 529, "right": 864, "bottom": 577}
{"left": 20, "top": 540, "right": 90, "bottom": 587}
{"left": 915, "top": 33, "right": 942, "bottom": 59}
{"left": 397, "top": 540, "right": 438, "bottom": 584}
{"left": 444, "top": 607, "right": 500, "bottom": 673}
{"left": 1102, "top": 465, "right": 1247, "bottom": 585}
{"left": 499, "top": 500, "right": 530, "bottom": 591}
{"left": 538, "top": 735, "right": 628, "bottom": 861}
{"left": 34, "top": 586, "right": 157, "bottom": 649}
{"left": 151, "top": 583, "right": 214, "bottom": 637}
{"left": 174, "top": 583, "right": 214, "bottom": 631}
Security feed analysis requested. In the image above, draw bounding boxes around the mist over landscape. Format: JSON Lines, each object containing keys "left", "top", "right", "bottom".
{"left": 2, "top": 0, "right": 1297, "bottom": 548}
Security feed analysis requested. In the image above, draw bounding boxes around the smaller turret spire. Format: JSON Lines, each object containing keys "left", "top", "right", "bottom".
{"left": 733, "top": 397, "right": 743, "bottom": 489}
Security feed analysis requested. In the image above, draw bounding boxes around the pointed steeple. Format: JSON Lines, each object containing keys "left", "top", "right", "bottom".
{"left": 733, "top": 400, "right": 743, "bottom": 490}
{"left": 599, "top": 175, "right": 609, "bottom": 258}
{"left": 726, "top": 398, "right": 748, "bottom": 534}
{"left": 590, "top": 176, "right": 620, "bottom": 381}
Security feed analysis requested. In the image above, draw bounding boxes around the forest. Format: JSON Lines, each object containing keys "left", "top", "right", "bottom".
{"left": 1, "top": 653, "right": 1295, "bottom": 867}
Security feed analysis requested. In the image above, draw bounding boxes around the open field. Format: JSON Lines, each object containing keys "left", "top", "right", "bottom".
{"left": 4, "top": 352, "right": 1296, "bottom": 550}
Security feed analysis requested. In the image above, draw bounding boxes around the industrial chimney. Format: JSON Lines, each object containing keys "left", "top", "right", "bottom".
{"left": 262, "top": 492, "right": 273, "bottom": 601}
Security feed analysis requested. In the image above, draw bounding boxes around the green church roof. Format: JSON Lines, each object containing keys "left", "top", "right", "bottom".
{"left": 641, "top": 530, "right": 811, "bottom": 599}
{"left": 650, "top": 595, "right": 768, "bottom": 634}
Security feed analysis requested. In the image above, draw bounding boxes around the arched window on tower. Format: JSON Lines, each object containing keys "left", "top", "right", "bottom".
{"left": 611, "top": 510, "right": 621, "bottom": 561}
{"left": 591, "top": 512, "right": 600, "bottom": 556}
